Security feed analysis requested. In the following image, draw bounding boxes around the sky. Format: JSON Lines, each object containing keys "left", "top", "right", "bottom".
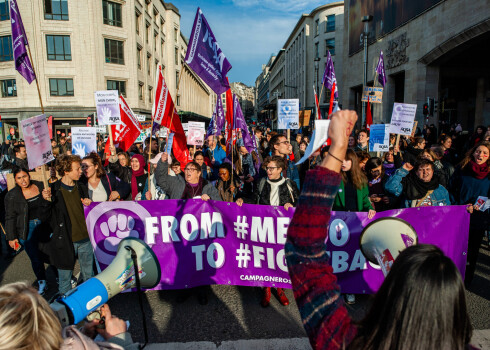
{"left": 175, "top": 0, "right": 335, "bottom": 87}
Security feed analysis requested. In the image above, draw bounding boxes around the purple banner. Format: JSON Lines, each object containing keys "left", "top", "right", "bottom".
{"left": 184, "top": 8, "right": 232, "bottom": 95}
{"left": 85, "top": 201, "right": 469, "bottom": 294}
{"left": 233, "top": 94, "right": 254, "bottom": 153}
{"left": 376, "top": 51, "right": 387, "bottom": 87}
{"left": 322, "top": 50, "right": 338, "bottom": 99}
{"left": 10, "top": 0, "right": 36, "bottom": 84}
{"left": 206, "top": 95, "right": 225, "bottom": 138}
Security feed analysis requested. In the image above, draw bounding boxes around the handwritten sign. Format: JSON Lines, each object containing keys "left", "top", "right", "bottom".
{"left": 361, "top": 87, "right": 383, "bottom": 103}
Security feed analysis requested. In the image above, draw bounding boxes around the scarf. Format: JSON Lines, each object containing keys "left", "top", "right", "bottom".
{"left": 182, "top": 177, "right": 205, "bottom": 199}
{"left": 383, "top": 162, "right": 396, "bottom": 177}
{"left": 131, "top": 154, "right": 145, "bottom": 200}
{"left": 401, "top": 171, "right": 439, "bottom": 200}
{"left": 469, "top": 160, "right": 490, "bottom": 180}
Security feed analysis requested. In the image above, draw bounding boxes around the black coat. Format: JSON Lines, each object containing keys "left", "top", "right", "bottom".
{"left": 254, "top": 177, "right": 299, "bottom": 206}
{"left": 4, "top": 180, "right": 51, "bottom": 241}
{"left": 79, "top": 172, "right": 131, "bottom": 201}
{"left": 48, "top": 180, "right": 90, "bottom": 270}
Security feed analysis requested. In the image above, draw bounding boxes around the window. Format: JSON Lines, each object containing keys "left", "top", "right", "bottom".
{"left": 1, "top": 79, "right": 16, "bottom": 97}
{"left": 138, "top": 83, "right": 143, "bottom": 100}
{"left": 107, "top": 80, "right": 126, "bottom": 97}
{"left": 325, "top": 15, "right": 335, "bottom": 32}
{"left": 49, "top": 78, "right": 74, "bottom": 96}
{"left": 325, "top": 38, "right": 335, "bottom": 56}
{"left": 146, "top": 22, "right": 150, "bottom": 43}
{"left": 0, "top": 0, "right": 9, "bottom": 21}
{"left": 154, "top": 31, "right": 158, "bottom": 51}
{"left": 314, "top": 42, "right": 319, "bottom": 59}
{"left": 148, "top": 86, "right": 152, "bottom": 103}
{"left": 46, "top": 35, "right": 71, "bottom": 61}
{"left": 44, "top": 0, "right": 69, "bottom": 20}
{"left": 137, "top": 46, "right": 141, "bottom": 69}
{"left": 161, "top": 39, "right": 164, "bottom": 55}
{"left": 174, "top": 47, "right": 178, "bottom": 65}
{"left": 102, "top": 0, "right": 122, "bottom": 27}
{"left": 175, "top": 71, "right": 179, "bottom": 89}
{"left": 315, "top": 19, "right": 319, "bottom": 36}
{"left": 176, "top": 95, "right": 180, "bottom": 106}
{"left": 104, "top": 38, "right": 124, "bottom": 64}
{"left": 0, "top": 36, "right": 12, "bottom": 61}
{"left": 135, "top": 12, "right": 140, "bottom": 34}
{"left": 147, "top": 54, "right": 151, "bottom": 75}
{"left": 174, "top": 28, "right": 178, "bottom": 42}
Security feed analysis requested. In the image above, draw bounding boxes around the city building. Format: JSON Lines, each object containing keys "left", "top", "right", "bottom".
{"left": 0, "top": 0, "right": 214, "bottom": 139}
{"left": 255, "top": 2, "right": 344, "bottom": 127}
{"left": 230, "top": 81, "right": 255, "bottom": 119}
{"left": 341, "top": 0, "right": 490, "bottom": 131}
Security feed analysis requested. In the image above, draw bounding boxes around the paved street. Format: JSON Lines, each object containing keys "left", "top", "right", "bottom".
{"left": 1, "top": 236, "right": 489, "bottom": 348}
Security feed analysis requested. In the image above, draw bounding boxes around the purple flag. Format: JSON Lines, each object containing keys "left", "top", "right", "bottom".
{"left": 233, "top": 95, "right": 254, "bottom": 153}
{"left": 321, "top": 50, "right": 338, "bottom": 98}
{"left": 376, "top": 51, "right": 387, "bottom": 87}
{"left": 184, "top": 8, "right": 232, "bottom": 95}
{"left": 10, "top": 0, "right": 36, "bottom": 84}
{"left": 206, "top": 95, "right": 225, "bottom": 138}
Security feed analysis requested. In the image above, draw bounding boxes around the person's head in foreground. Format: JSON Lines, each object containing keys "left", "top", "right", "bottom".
{"left": 351, "top": 244, "right": 472, "bottom": 350}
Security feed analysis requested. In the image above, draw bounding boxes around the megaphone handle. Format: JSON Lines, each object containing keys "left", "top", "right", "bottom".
{"left": 126, "top": 246, "right": 149, "bottom": 349}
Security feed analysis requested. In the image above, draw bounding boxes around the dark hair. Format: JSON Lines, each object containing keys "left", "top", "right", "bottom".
{"left": 350, "top": 244, "right": 472, "bottom": 350}
{"left": 343, "top": 149, "right": 367, "bottom": 189}
{"left": 414, "top": 158, "right": 435, "bottom": 172}
{"left": 357, "top": 129, "right": 369, "bottom": 137}
{"left": 185, "top": 161, "right": 201, "bottom": 173}
{"left": 269, "top": 134, "right": 286, "bottom": 148}
{"left": 55, "top": 154, "right": 82, "bottom": 176}
{"left": 194, "top": 151, "right": 204, "bottom": 159}
{"left": 263, "top": 155, "right": 286, "bottom": 171}
{"left": 364, "top": 157, "right": 384, "bottom": 180}
{"left": 13, "top": 145, "right": 25, "bottom": 155}
{"left": 117, "top": 152, "right": 130, "bottom": 165}
{"left": 438, "top": 134, "right": 451, "bottom": 145}
{"left": 413, "top": 137, "right": 425, "bottom": 146}
{"left": 170, "top": 159, "right": 181, "bottom": 167}
{"left": 356, "top": 151, "right": 371, "bottom": 163}
{"left": 12, "top": 166, "right": 29, "bottom": 179}
{"left": 82, "top": 152, "right": 106, "bottom": 178}
{"left": 458, "top": 141, "right": 490, "bottom": 170}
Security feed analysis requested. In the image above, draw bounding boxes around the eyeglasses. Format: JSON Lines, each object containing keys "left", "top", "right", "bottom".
{"left": 184, "top": 167, "right": 198, "bottom": 172}
{"left": 278, "top": 140, "right": 290, "bottom": 145}
{"left": 266, "top": 166, "right": 280, "bottom": 171}
{"left": 81, "top": 164, "right": 93, "bottom": 170}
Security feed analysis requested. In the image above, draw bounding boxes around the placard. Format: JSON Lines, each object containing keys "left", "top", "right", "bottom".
{"left": 71, "top": 127, "right": 97, "bottom": 157}
{"left": 389, "top": 103, "right": 417, "bottom": 135}
{"left": 135, "top": 129, "right": 150, "bottom": 143}
{"left": 95, "top": 126, "right": 107, "bottom": 134}
{"left": 298, "top": 110, "right": 311, "bottom": 127}
{"left": 187, "top": 121, "right": 205, "bottom": 146}
{"left": 94, "top": 90, "right": 121, "bottom": 125}
{"left": 135, "top": 114, "right": 146, "bottom": 122}
{"left": 369, "top": 124, "right": 390, "bottom": 152}
{"left": 277, "top": 99, "right": 300, "bottom": 129}
{"left": 140, "top": 121, "right": 153, "bottom": 130}
{"left": 296, "top": 120, "right": 330, "bottom": 165}
{"left": 21, "top": 114, "right": 54, "bottom": 169}
{"left": 361, "top": 87, "right": 383, "bottom": 103}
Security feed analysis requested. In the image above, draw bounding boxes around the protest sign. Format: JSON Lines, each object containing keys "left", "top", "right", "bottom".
{"left": 94, "top": 91, "right": 121, "bottom": 125}
{"left": 296, "top": 120, "right": 330, "bottom": 165}
{"left": 277, "top": 99, "right": 300, "bottom": 129}
{"left": 95, "top": 126, "right": 106, "bottom": 134}
{"left": 159, "top": 127, "right": 168, "bottom": 138}
{"left": 361, "top": 87, "right": 383, "bottom": 103}
{"left": 166, "top": 133, "right": 174, "bottom": 155}
{"left": 71, "top": 127, "right": 97, "bottom": 157}
{"left": 135, "top": 114, "right": 146, "bottom": 122}
{"left": 135, "top": 129, "right": 150, "bottom": 143}
{"left": 389, "top": 103, "right": 417, "bottom": 135}
{"left": 140, "top": 120, "right": 152, "bottom": 130}
{"left": 21, "top": 114, "right": 54, "bottom": 169}
{"left": 369, "top": 124, "right": 390, "bottom": 152}
{"left": 187, "top": 121, "right": 205, "bottom": 146}
{"left": 298, "top": 110, "right": 311, "bottom": 127}
{"left": 85, "top": 202, "right": 469, "bottom": 294}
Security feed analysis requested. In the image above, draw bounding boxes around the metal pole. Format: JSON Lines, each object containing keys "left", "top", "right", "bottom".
{"left": 362, "top": 21, "right": 368, "bottom": 126}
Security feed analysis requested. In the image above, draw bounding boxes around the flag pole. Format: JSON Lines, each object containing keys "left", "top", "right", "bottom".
{"left": 328, "top": 81, "right": 336, "bottom": 116}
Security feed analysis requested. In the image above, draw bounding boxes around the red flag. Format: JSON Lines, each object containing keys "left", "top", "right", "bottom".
{"left": 48, "top": 115, "right": 53, "bottom": 140}
{"left": 152, "top": 65, "right": 189, "bottom": 170}
{"left": 314, "top": 86, "right": 321, "bottom": 120}
{"left": 366, "top": 97, "right": 372, "bottom": 130}
{"left": 225, "top": 85, "right": 234, "bottom": 154}
{"left": 114, "top": 96, "right": 143, "bottom": 151}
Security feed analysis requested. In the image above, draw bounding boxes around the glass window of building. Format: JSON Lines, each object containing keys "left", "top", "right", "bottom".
{"left": 104, "top": 38, "right": 124, "bottom": 64}
{"left": 0, "top": 35, "right": 12, "bottom": 62}
{"left": 325, "top": 15, "right": 335, "bottom": 32}
{"left": 49, "top": 78, "right": 74, "bottom": 96}
{"left": 44, "top": 0, "right": 69, "bottom": 20}
{"left": 102, "top": 0, "right": 122, "bottom": 27}
{"left": 175, "top": 71, "right": 179, "bottom": 89}
{"left": 137, "top": 46, "right": 142, "bottom": 69}
{"left": 174, "top": 47, "right": 178, "bottom": 65}
{"left": 314, "top": 42, "right": 319, "bottom": 59}
{"left": 46, "top": 35, "right": 71, "bottom": 61}
{"left": 1, "top": 79, "right": 16, "bottom": 97}
{"left": 325, "top": 38, "right": 335, "bottom": 56}
{"left": 315, "top": 19, "right": 319, "bottom": 36}
{"left": 135, "top": 12, "right": 140, "bottom": 34}
{"left": 0, "top": 0, "right": 9, "bottom": 21}
{"left": 147, "top": 54, "right": 151, "bottom": 75}
{"left": 138, "top": 83, "right": 143, "bottom": 100}
{"left": 148, "top": 86, "right": 152, "bottom": 103}
{"left": 107, "top": 80, "right": 126, "bottom": 97}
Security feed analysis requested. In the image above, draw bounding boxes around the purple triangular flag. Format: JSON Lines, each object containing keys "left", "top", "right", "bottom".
{"left": 206, "top": 95, "right": 225, "bottom": 138}
{"left": 10, "top": 0, "right": 36, "bottom": 84}
{"left": 233, "top": 95, "right": 253, "bottom": 153}
{"left": 321, "top": 50, "right": 338, "bottom": 99}
{"left": 376, "top": 51, "right": 387, "bottom": 87}
{"left": 185, "top": 8, "right": 232, "bottom": 95}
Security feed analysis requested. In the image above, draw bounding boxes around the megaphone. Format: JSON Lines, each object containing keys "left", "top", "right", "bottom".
{"left": 360, "top": 217, "right": 418, "bottom": 276}
{"left": 51, "top": 237, "right": 161, "bottom": 327}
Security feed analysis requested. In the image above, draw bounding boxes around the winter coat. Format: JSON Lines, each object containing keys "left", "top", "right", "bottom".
{"left": 79, "top": 173, "right": 131, "bottom": 201}
{"left": 254, "top": 177, "right": 299, "bottom": 206}
{"left": 61, "top": 325, "right": 139, "bottom": 350}
{"left": 4, "top": 180, "right": 51, "bottom": 241}
{"left": 385, "top": 167, "right": 451, "bottom": 208}
{"left": 108, "top": 159, "right": 146, "bottom": 200}
{"left": 48, "top": 180, "right": 90, "bottom": 270}
{"left": 333, "top": 180, "right": 374, "bottom": 212}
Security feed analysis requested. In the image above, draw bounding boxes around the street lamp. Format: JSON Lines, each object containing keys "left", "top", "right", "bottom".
{"left": 314, "top": 57, "right": 321, "bottom": 119}
{"left": 361, "top": 15, "right": 373, "bottom": 126}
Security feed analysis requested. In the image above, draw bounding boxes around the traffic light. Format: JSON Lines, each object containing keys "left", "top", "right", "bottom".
{"left": 423, "top": 103, "right": 429, "bottom": 116}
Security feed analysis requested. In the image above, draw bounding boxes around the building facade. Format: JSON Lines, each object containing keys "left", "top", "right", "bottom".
{"left": 341, "top": 0, "right": 490, "bottom": 131}
{"left": 0, "top": 0, "right": 214, "bottom": 139}
{"left": 230, "top": 81, "right": 255, "bottom": 119}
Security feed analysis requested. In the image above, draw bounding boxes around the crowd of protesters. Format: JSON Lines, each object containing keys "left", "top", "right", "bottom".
{"left": 0, "top": 116, "right": 487, "bottom": 349}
